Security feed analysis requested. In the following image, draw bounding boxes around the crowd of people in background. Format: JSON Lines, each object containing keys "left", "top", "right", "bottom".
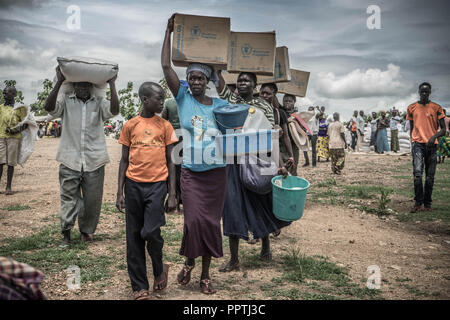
{"left": 37, "top": 120, "right": 61, "bottom": 138}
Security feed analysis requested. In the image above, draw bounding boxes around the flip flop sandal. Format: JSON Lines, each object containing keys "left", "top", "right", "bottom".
{"left": 200, "top": 279, "right": 216, "bottom": 295}
{"left": 177, "top": 264, "right": 194, "bottom": 285}
{"left": 134, "top": 289, "right": 150, "bottom": 300}
{"left": 153, "top": 264, "right": 169, "bottom": 292}
{"left": 218, "top": 261, "right": 240, "bottom": 272}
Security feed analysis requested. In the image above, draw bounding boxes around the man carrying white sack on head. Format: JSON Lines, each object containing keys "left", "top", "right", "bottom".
{"left": 44, "top": 66, "right": 119, "bottom": 247}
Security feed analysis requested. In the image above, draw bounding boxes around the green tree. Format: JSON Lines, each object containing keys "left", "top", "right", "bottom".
{"left": 118, "top": 81, "right": 140, "bottom": 120}
{"left": 30, "top": 79, "right": 53, "bottom": 116}
{"left": 159, "top": 78, "right": 172, "bottom": 102}
{"left": 0, "top": 80, "right": 25, "bottom": 105}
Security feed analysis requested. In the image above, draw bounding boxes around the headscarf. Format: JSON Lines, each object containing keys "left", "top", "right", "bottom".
{"left": 186, "top": 63, "right": 219, "bottom": 86}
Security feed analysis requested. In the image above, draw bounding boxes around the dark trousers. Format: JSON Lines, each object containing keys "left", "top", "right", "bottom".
{"left": 412, "top": 142, "right": 437, "bottom": 207}
{"left": 304, "top": 134, "right": 317, "bottom": 165}
{"left": 125, "top": 178, "right": 167, "bottom": 292}
{"left": 351, "top": 131, "right": 357, "bottom": 150}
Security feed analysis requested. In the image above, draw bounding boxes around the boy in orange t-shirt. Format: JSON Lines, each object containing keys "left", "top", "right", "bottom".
{"left": 406, "top": 82, "right": 446, "bottom": 213}
{"left": 116, "top": 82, "right": 178, "bottom": 300}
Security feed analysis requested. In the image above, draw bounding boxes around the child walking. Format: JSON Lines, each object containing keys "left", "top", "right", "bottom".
{"left": 116, "top": 82, "right": 178, "bottom": 300}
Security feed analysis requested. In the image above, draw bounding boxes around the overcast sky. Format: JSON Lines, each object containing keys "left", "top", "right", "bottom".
{"left": 0, "top": 0, "right": 449, "bottom": 119}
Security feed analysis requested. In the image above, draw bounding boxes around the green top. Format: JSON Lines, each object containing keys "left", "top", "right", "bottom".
{"left": 162, "top": 98, "right": 180, "bottom": 130}
{"left": 0, "top": 105, "right": 27, "bottom": 139}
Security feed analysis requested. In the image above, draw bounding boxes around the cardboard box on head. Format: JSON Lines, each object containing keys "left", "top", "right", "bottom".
{"left": 172, "top": 13, "right": 230, "bottom": 69}
{"left": 278, "top": 69, "right": 310, "bottom": 97}
{"left": 227, "top": 31, "right": 276, "bottom": 76}
{"left": 257, "top": 46, "right": 291, "bottom": 84}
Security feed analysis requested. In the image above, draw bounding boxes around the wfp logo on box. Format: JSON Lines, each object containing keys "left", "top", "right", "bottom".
{"left": 241, "top": 44, "right": 253, "bottom": 56}
{"left": 190, "top": 26, "right": 217, "bottom": 39}
{"left": 191, "top": 26, "right": 200, "bottom": 38}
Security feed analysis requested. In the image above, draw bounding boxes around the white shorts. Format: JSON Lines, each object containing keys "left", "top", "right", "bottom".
{"left": 0, "top": 138, "right": 20, "bottom": 166}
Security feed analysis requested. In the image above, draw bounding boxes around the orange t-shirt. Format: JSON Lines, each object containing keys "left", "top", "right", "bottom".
{"left": 406, "top": 101, "right": 445, "bottom": 144}
{"left": 118, "top": 115, "right": 178, "bottom": 183}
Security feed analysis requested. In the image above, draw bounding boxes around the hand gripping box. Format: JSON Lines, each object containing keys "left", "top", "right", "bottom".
{"left": 172, "top": 13, "right": 230, "bottom": 69}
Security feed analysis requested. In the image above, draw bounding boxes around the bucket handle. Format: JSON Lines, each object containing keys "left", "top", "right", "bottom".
{"left": 213, "top": 113, "right": 244, "bottom": 131}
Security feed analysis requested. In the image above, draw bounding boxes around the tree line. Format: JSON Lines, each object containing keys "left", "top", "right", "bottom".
{"left": 0, "top": 78, "right": 173, "bottom": 120}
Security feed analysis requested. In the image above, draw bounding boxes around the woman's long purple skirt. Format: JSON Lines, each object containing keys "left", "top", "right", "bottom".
{"left": 179, "top": 167, "right": 227, "bottom": 259}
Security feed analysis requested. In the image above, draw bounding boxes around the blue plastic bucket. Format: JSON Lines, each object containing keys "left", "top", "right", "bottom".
{"left": 271, "top": 175, "right": 310, "bottom": 221}
{"left": 213, "top": 104, "right": 250, "bottom": 134}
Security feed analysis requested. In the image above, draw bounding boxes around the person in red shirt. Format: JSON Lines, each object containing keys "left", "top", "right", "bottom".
{"left": 406, "top": 82, "right": 446, "bottom": 213}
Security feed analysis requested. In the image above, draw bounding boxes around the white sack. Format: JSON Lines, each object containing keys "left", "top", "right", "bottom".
{"left": 10, "top": 105, "right": 38, "bottom": 167}
{"left": 57, "top": 56, "right": 118, "bottom": 88}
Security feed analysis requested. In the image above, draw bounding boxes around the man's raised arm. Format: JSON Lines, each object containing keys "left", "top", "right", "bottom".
{"left": 44, "top": 66, "right": 65, "bottom": 113}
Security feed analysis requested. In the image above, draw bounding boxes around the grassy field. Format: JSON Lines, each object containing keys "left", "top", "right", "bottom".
{"left": 1, "top": 139, "right": 448, "bottom": 300}
{"left": 0, "top": 203, "right": 384, "bottom": 300}
{"left": 309, "top": 159, "right": 450, "bottom": 227}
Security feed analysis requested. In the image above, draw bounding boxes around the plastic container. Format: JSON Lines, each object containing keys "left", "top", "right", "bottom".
{"left": 271, "top": 175, "right": 310, "bottom": 221}
{"left": 242, "top": 106, "right": 272, "bottom": 131}
{"left": 213, "top": 104, "right": 250, "bottom": 134}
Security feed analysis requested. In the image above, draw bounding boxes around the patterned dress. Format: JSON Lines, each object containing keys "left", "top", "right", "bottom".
{"left": 437, "top": 133, "right": 450, "bottom": 157}
{"left": 316, "top": 118, "right": 330, "bottom": 159}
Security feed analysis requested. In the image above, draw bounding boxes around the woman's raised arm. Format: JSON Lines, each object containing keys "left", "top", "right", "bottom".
{"left": 161, "top": 14, "right": 180, "bottom": 97}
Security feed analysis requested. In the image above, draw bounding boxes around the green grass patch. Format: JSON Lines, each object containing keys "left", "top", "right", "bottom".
{"left": 101, "top": 202, "right": 121, "bottom": 215}
{"left": 0, "top": 223, "right": 115, "bottom": 284}
{"left": 0, "top": 225, "right": 60, "bottom": 256}
{"left": 310, "top": 160, "right": 449, "bottom": 225}
{"left": 400, "top": 284, "right": 430, "bottom": 297}
{"left": 315, "top": 177, "right": 337, "bottom": 188}
{"left": 268, "top": 249, "right": 382, "bottom": 300}
{"left": 1, "top": 204, "right": 31, "bottom": 211}
{"left": 161, "top": 228, "right": 183, "bottom": 246}
{"left": 265, "top": 287, "right": 338, "bottom": 300}
{"left": 280, "top": 249, "right": 348, "bottom": 284}
{"left": 392, "top": 161, "right": 450, "bottom": 224}
{"left": 241, "top": 249, "right": 271, "bottom": 270}
{"left": 342, "top": 186, "right": 377, "bottom": 200}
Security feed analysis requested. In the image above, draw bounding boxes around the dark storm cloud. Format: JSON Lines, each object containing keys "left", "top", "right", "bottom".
{"left": 0, "top": 0, "right": 54, "bottom": 8}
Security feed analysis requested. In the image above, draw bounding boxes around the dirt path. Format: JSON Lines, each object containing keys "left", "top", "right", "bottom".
{"left": 0, "top": 138, "right": 449, "bottom": 300}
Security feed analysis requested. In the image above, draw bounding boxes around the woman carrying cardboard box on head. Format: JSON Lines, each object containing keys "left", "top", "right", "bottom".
{"left": 215, "top": 68, "right": 292, "bottom": 272}
{"left": 161, "top": 14, "right": 230, "bottom": 295}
